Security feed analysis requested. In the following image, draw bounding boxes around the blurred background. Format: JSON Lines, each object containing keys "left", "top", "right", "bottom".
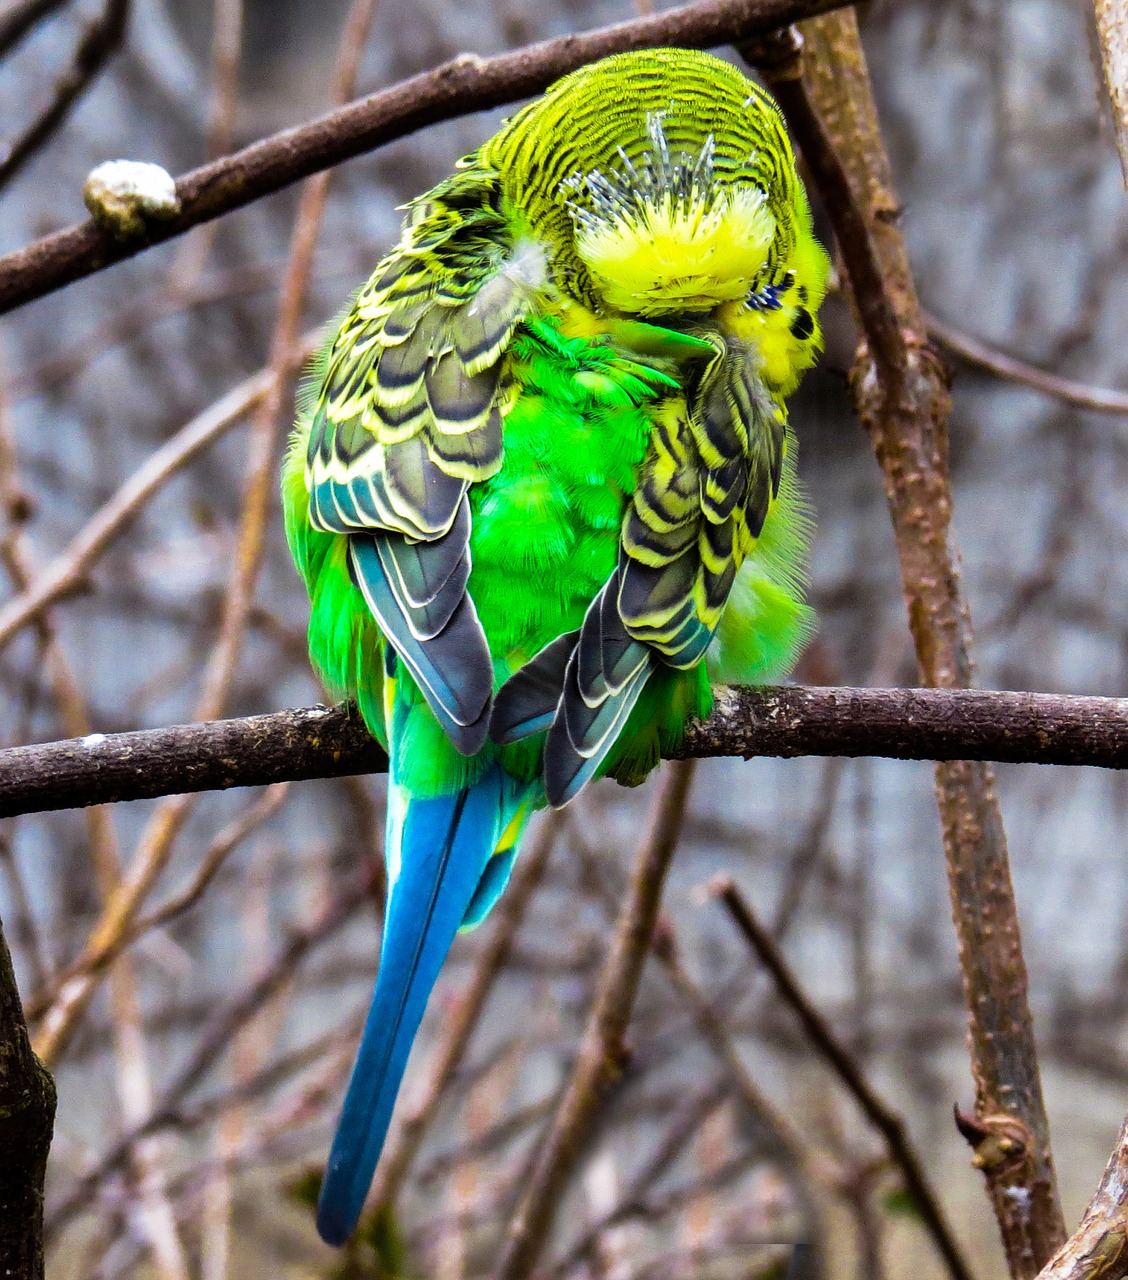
{"left": 1, "top": 0, "right": 1127, "bottom": 1276}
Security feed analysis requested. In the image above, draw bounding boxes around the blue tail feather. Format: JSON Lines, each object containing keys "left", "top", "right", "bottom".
{"left": 316, "top": 763, "right": 529, "bottom": 1245}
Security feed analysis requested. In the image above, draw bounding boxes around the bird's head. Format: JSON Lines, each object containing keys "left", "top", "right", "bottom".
{"left": 482, "top": 48, "right": 808, "bottom": 319}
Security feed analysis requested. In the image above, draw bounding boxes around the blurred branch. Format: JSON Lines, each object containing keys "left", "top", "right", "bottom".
{"left": 0, "top": 913, "right": 55, "bottom": 1280}
{"left": 0, "top": 0, "right": 129, "bottom": 194}
{"left": 9, "top": 684, "right": 1128, "bottom": 819}
{"left": 1094, "top": 0, "right": 1128, "bottom": 188}
{"left": 1, "top": 342, "right": 187, "bottom": 1274}
{"left": 0, "top": 0, "right": 68, "bottom": 60}
{"left": 652, "top": 924, "right": 833, "bottom": 1278}
{"left": 494, "top": 760, "right": 696, "bottom": 1280}
{"left": 754, "top": 15, "right": 1067, "bottom": 1271}
{"left": 164, "top": 0, "right": 244, "bottom": 288}
{"left": 711, "top": 878, "right": 976, "bottom": 1280}
{"left": 546, "top": 1077, "right": 734, "bottom": 1278}
{"left": 0, "top": 356, "right": 305, "bottom": 654}
{"left": 44, "top": 869, "right": 376, "bottom": 1236}
{"left": 29, "top": 0, "right": 376, "bottom": 1070}
{"left": 926, "top": 312, "right": 1128, "bottom": 416}
{"left": 1034, "top": 1114, "right": 1128, "bottom": 1279}
{"left": 127, "top": 783, "right": 289, "bottom": 943}
{"left": 0, "top": 0, "right": 853, "bottom": 314}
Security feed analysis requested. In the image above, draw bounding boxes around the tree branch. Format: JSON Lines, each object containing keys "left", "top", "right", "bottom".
{"left": 0, "top": 913, "right": 55, "bottom": 1280}
{"left": 1034, "top": 1114, "right": 1128, "bottom": 1279}
{"left": 925, "top": 311, "right": 1128, "bottom": 417}
{"left": 0, "top": 0, "right": 68, "bottom": 63}
{"left": 494, "top": 759, "right": 696, "bottom": 1280}
{"left": 4, "top": 685, "right": 1128, "bottom": 820}
{"left": 771, "top": 15, "right": 1066, "bottom": 1269}
{"left": 0, "top": 0, "right": 852, "bottom": 315}
{"left": 711, "top": 878, "right": 976, "bottom": 1280}
{"left": 0, "top": 0, "right": 129, "bottom": 195}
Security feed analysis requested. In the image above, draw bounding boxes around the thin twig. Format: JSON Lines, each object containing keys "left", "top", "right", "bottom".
{"left": 494, "top": 760, "right": 695, "bottom": 1280}
{"left": 926, "top": 311, "right": 1128, "bottom": 416}
{"left": 652, "top": 925, "right": 834, "bottom": 1276}
{"left": 128, "top": 784, "right": 288, "bottom": 943}
{"left": 44, "top": 870, "right": 376, "bottom": 1236}
{"left": 0, "top": 0, "right": 69, "bottom": 61}
{"left": 0, "top": 351, "right": 316, "bottom": 655}
{"left": 0, "top": 0, "right": 853, "bottom": 315}
{"left": 0, "top": 0, "right": 129, "bottom": 194}
{"left": 166, "top": 0, "right": 244, "bottom": 289}
{"left": 547, "top": 1077, "right": 732, "bottom": 1278}
{"left": 711, "top": 878, "right": 977, "bottom": 1280}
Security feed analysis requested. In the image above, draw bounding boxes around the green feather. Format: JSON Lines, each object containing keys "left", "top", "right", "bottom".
{"left": 282, "top": 46, "right": 828, "bottom": 805}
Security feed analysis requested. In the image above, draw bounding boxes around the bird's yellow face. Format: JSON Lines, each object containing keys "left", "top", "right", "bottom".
{"left": 572, "top": 182, "right": 776, "bottom": 316}
{"left": 564, "top": 116, "right": 778, "bottom": 317}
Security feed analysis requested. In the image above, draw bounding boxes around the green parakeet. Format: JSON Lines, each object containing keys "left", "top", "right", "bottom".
{"left": 282, "top": 46, "right": 828, "bottom": 1244}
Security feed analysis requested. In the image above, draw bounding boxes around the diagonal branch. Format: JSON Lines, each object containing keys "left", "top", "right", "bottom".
{"left": 0, "top": 0, "right": 852, "bottom": 315}
{"left": 1035, "top": 1114, "right": 1128, "bottom": 1279}
{"left": 925, "top": 312, "right": 1128, "bottom": 417}
{"left": 493, "top": 759, "right": 696, "bottom": 1280}
{"left": 0, "top": 0, "right": 129, "bottom": 194}
{"left": 0, "top": 0, "right": 69, "bottom": 61}
{"left": 712, "top": 878, "right": 976, "bottom": 1280}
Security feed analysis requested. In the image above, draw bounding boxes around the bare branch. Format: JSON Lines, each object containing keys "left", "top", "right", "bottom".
{"left": 494, "top": 760, "right": 696, "bottom": 1280}
{"left": 0, "top": 0, "right": 69, "bottom": 64}
{"left": 711, "top": 878, "right": 977, "bottom": 1280}
{"left": 0, "top": 0, "right": 851, "bottom": 315}
{"left": 0, "top": 358, "right": 308, "bottom": 654}
{"left": 1035, "top": 1114, "right": 1128, "bottom": 1279}
{"left": 0, "top": 0, "right": 129, "bottom": 194}
{"left": 6, "top": 684, "right": 1128, "bottom": 820}
{"left": 44, "top": 870, "right": 376, "bottom": 1236}
{"left": 781, "top": 14, "right": 1066, "bottom": 1268}
{"left": 925, "top": 312, "right": 1128, "bottom": 417}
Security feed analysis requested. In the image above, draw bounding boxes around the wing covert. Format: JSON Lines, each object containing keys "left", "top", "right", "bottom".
{"left": 305, "top": 166, "right": 547, "bottom": 752}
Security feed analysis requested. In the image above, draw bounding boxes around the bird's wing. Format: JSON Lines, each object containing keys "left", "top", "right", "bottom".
{"left": 305, "top": 168, "right": 546, "bottom": 754}
{"left": 494, "top": 331, "right": 785, "bottom": 806}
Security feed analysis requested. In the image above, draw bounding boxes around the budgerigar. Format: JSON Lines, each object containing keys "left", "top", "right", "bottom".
{"left": 282, "top": 47, "right": 828, "bottom": 1246}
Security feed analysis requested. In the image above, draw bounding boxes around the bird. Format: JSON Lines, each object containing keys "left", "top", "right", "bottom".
{"left": 282, "top": 46, "right": 828, "bottom": 1246}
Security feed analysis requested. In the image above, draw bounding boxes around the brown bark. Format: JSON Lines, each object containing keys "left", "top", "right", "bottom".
{"left": 0, "top": 915, "right": 55, "bottom": 1280}
{"left": 4, "top": 686, "right": 1128, "bottom": 820}
{"left": 1034, "top": 1115, "right": 1128, "bottom": 1279}
{"left": 0, "top": 0, "right": 854, "bottom": 316}
{"left": 773, "top": 12, "right": 1066, "bottom": 1272}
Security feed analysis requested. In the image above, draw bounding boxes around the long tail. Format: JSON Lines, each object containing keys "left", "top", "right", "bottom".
{"left": 316, "top": 762, "right": 531, "bottom": 1246}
